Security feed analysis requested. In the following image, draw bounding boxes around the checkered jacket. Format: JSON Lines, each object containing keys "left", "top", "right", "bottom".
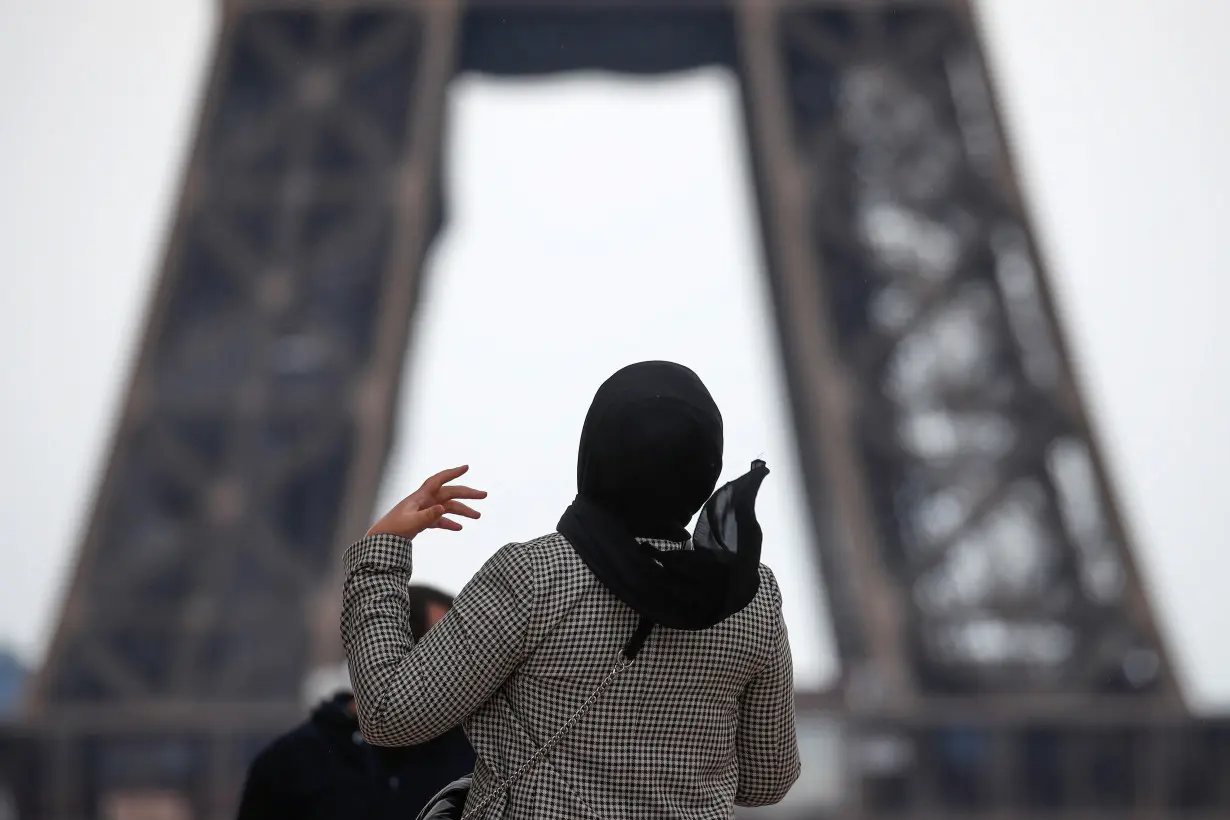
{"left": 341, "top": 532, "right": 800, "bottom": 819}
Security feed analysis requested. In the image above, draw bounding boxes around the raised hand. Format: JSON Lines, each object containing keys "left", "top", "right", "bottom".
{"left": 366, "top": 465, "right": 487, "bottom": 540}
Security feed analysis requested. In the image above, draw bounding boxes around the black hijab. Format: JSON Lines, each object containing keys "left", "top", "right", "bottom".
{"left": 557, "top": 361, "right": 769, "bottom": 632}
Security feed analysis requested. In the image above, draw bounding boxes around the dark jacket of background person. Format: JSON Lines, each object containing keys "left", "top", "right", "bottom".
{"left": 342, "top": 362, "right": 800, "bottom": 819}
{"left": 237, "top": 587, "right": 473, "bottom": 820}
{"left": 235, "top": 692, "right": 475, "bottom": 820}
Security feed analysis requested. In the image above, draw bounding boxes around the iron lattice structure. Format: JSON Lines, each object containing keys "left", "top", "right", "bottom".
{"left": 756, "top": 2, "right": 1176, "bottom": 702}
{"left": 24, "top": 6, "right": 456, "bottom": 815}
{"left": 17, "top": 1, "right": 1218, "bottom": 818}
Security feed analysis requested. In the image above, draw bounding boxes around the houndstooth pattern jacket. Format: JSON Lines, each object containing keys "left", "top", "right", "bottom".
{"left": 341, "top": 531, "right": 800, "bottom": 819}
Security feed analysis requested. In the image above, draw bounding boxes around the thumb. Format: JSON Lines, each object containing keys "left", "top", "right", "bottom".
{"left": 405, "top": 505, "right": 446, "bottom": 531}
{"left": 367, "top": 504, "right": 447, "bottom": 539}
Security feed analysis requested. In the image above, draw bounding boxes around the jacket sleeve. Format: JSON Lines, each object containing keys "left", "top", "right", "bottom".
{"left": 734, "top": 569, "right": 801, "bottom": 807}
{"left": 340, "top": 533, "right": 537, "bottom": 746}
{"left": 234, "top": 745, "right": 282, "bottom": 820}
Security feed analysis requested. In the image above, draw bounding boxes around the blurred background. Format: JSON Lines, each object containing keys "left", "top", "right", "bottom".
{"left": 1, "top": 0, "right": 1228, "bottom": 818}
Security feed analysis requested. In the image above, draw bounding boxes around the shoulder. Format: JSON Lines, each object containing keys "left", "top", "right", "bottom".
{"left": 467, "top": 533, "right": 598, "bottom": 627}
{"left": 461, "top": 532, "right": 580, "bottom": 607}
{"left": 708, "top": 564, "right": 786, "bottom": 671}
{"left": 714, "top": 564, "right": 783, "bottom": 649}
{"left": 757, "top": 563, "right": 783, "bottom": 611}
{"left": 489, "top": 531, "right": 574, "bottom": 562}
{"left": 477, "top": 532, "right": 581, "bottom": 586}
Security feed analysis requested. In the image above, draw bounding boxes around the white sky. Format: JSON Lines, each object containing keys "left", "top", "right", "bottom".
{"left": 0, "top": 1, "right": 1228, "bottom": 710}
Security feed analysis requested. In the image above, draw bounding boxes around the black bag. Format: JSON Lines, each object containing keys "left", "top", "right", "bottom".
{"left": 414, "top": 618, "right": 653, "bottom": 820}
{"left": 416, "top": 776, "right": 473, "bottom": 820}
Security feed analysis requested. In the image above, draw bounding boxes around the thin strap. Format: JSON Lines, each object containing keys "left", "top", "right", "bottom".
{"left": 459, "top": 617, "right": 653, "bottom": 819}
{"left": 624, "top": 616, "right": 654, "bottom": 660}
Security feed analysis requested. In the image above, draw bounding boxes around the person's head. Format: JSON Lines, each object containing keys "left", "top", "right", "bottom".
{"left": 407, "top": 584, "right": 455, "bottom": 639}
{"left": 577, "top": 361, "right": 723, "bottom": 538}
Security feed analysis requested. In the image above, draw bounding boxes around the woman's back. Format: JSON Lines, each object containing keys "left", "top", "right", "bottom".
{"left": 342, "top": 530, "right": 796, "bottom": 819}
{"left": 463, "top": 532, "right": 796, "bottom": 818}
{"left": 343, "top": 361, "right": 800, "bottom": 818}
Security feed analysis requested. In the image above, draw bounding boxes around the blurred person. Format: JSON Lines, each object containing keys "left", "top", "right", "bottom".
{"left": 235, "top": 585, "right": 475, "bottom": 820}
{"left": 344, "top": 361, "right": 800, "bottom": 819}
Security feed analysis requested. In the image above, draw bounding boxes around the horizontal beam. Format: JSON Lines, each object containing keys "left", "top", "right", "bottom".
{"left": 845, "top": 696, "right": 1200, "bottom": 725}
{"left": 843, "top": 814, "right": 1229, "bottom": 820}
{"left": 225, "top": 0, "right": 955, "bottom": 12}
{"left": 19, "top": 691, "right": 1221, "bottom": 737}
{"left": 796, "top": 687, "right": 1215, "bottom": 725}
{"left": 24, "top": 702, "right": 304, "bottom": 734}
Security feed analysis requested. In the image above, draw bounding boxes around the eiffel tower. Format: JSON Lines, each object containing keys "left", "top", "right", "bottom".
{"left": 14, "top": 1, "right": 1225, "bottom": 818}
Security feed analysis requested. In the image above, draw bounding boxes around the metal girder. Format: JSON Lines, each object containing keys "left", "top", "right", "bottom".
{"left": 31, "top": 1, "right": 455, "bottom": 711}
{"left": 26, "top": 2, "right": 460, "bottom": 815}
{"left": 737, "top": 0, "right": 1180, "bottom": 702}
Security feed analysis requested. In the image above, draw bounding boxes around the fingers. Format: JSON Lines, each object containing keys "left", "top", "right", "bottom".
{"left": 375, "top": 467, "right": 486, "bottom": 539}
{"left": 426, "top": 501, "right": 475, "bottom": 531}
{"left": 443, "top": 500, "right": 481, "bottom": 520}
{"left": 402, "top": 504, "right": 466, "bottom": 534}
{"left": 441, "top": 485, "right": 487, "bottom": 502}
{"left": 421, "top": 465, "right": 469, "bottom": 492}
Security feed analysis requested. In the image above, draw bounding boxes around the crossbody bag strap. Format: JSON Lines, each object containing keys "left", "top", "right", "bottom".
{"left": 459, "top": 616, "right": 654, "bottom": 820}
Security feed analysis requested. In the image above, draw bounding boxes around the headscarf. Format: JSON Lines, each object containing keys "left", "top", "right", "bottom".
{"left": 557, "top": 361, "right": 769, "bottom": 632}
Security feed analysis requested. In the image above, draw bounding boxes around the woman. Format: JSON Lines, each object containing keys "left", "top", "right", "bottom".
{"left": 342, "top": 361, "right": 800, "bottom": 818}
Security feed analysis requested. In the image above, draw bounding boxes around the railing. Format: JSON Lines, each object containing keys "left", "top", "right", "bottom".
{"left": 745, "top": 701, "right": 1230, "bottom": 819}
{"left": 5, "top": 702, "right": 1230, "bottom": 820}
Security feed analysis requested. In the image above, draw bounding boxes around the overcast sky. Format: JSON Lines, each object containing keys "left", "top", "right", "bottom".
{"left": 1, "top": 1, "right": 1228, "bottom": 710}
